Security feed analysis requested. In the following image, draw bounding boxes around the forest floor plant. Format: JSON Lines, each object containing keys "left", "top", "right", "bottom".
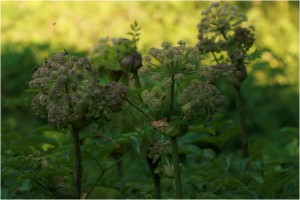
{"left": 138, "top": 40, "right": 239, "bottom": 198}
{"left": 29, "top": 51, "right": 128, "bottom": 198}
{"left": 89, "top": 21, "right": 165, "bottom": 199}
{"left": 196, "top": 2, "right": 261, "bottom": 158}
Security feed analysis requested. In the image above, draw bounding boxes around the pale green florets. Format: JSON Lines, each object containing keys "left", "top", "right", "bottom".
{"left": 141, "top": 86, "right": 167, "bottom": 110}
{"left": 30, "top": 51, "right": 128, "bottom": 129}
{"left": 139, "top": 40, "right": 203, "bottom": 79}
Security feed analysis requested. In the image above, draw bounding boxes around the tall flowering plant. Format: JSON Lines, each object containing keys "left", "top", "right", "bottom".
{"left": 29, "top": 51, "right": 128, "bottom": 198}
{"left": 138, "top": 40, "right": 237, "bottom": 198}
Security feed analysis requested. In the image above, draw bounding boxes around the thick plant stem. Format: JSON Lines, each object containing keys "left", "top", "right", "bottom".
{"left": 146, "top": 154, "right": 161, "bottom": 199}
{"left": 133, "top": 73, "right": 141, "bottom": 88}
{"left": 170, "top": 136, "right": 182, "bottom": 199}
{"left": 134, "top": 72, "right": 162, "bottom": 198}
{"left": 168, "top": 75, "right": 182, "bottom": 199}
{"left": 233, "top": 85, "right": 249, "bottom": 158}
{"left": 71, "top": 126, "right": 82, "bottom": 198}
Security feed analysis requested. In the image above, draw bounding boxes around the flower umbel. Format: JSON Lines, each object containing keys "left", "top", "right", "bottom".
{"left": 178, "top": 79, "right": 224, "bottom": 121}
{"left": 139, "top": 40, "right": 203, "bottom": 79}
{"left": 30, "top": 51, "right": 128, "bottom": 129}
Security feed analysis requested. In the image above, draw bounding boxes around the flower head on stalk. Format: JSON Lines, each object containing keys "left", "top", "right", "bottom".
{"left": 197, "top": 2, "right": 257, "bottom": 83}
{"left": 197, "top": 2, "right": 248, "bottom": 52}
{"left": 139, "top": 40, "right": 203, "bottom": 79}
{"left": 139, "top": 41, "right": 227, "bottom": 126}
{"left": 29, "top": 51, "right": 128, "bottom": 130}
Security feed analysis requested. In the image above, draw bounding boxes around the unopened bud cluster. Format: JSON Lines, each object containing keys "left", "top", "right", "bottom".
{"left": 178, "top": 79, "right": 224, "bottom": 120}
{"left": 89, "top": 37, "right": 142, "bottom": 75}
{"left": 29, "top": 52, "right": 128, "bottom": 129}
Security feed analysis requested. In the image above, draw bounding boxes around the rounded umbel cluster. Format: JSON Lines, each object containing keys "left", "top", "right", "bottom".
{"left": 196, "top": 2, "right": 254, "bottom": 53}
{"left": 178, "top": 79, "right": 224, "bottom": 121}
{"left": 29, "top": 51, "right": 128, "bottom": 129}
{"left": 138, "top": 40, "right": 203, "bottom": 79}
{"left": 102, "top": 82, "right": 128, "bottom": 113}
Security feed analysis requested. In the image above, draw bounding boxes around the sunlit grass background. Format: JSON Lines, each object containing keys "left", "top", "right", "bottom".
{"left": 2, "top": 1, "right": 299, "bottom": 85}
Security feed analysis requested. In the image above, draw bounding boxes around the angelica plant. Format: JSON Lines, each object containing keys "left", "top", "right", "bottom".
{"left": 197, "top": 2, "right": 261, "bottom": 158}
{"left": 138, "top": 41, "right": 232, "bottom": 198}
{"left": 29, "top": 50, "right": 128, "bottom": 198}
{"left": 89, "top": 21, "right": 142, "bottom": 87}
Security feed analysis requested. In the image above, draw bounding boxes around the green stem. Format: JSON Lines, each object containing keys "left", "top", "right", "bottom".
{"left": 210, "top": 49, "right": 249, "bottom": 158}
{"left": 233, "top": 84, "right": 249, "bottom": 158}
{"left": 168, "top": 75, "right": 175, "bottom": 122}
{"left": 168, "top": 75, "right": 182, "bottom": 199}
{"left": 71, "top": 126, "right": 81, "bottom": 198}
{"left": 170, "top": 136, "right": 182, "bottom": 199}
{"left": 125, "top": 98, "right": 154, "bottom": 121}
{"left": 146, "top": 152, "right": 162, "bottom": 199}
{"left": 85, "top": 149, "right": 132, "bottom": 198}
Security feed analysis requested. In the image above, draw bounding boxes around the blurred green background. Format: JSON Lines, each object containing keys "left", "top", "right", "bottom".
{"left": 2, "top": 0, "right": 298, "bottom": 140}
{"left": 1, "top": 1, "right": 299, "bottom": 198}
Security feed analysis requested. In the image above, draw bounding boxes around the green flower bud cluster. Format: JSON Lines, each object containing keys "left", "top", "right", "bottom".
{"left": 141, "top": 86, "right": 167, "bottom": 110}
{"left": 138, "top": 40, "right": 203, "bottom": 79}
{"left": 178, "top": 79, "right": 224, "bottom": 120}
{"left": 89, "top": 36, "right": 142, "bottom": 76}
{"left": 29, "top": 51, "right": 128, "bottom": 129}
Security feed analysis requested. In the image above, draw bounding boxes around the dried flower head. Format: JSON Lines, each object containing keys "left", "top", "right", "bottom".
{"left": 102, "top": 82, "right": 128, "bottom": 112}
{"left": 30, "top": 51, "right": 128, "bottom": 129}
{"left": 178, "top": 79, "right": 224, "bottom": 120}
{"left": 198, "top": 63, "right": 241, "bottom": 86}
{"left": 119, "top": 52, "right": 142, "bottom": 74}
{"left": 148, "top": 140, "right": 170, "bottom": 163}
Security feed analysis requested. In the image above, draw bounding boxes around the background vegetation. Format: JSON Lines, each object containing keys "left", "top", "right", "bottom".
{"left": 1, "top": 1, "right": 299, "bottom": 199}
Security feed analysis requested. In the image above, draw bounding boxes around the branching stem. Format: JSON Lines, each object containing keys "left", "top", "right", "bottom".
{"left": 125, "top": 98, "right": 154, "bottom": 121}
{"left": 233, "top": 84, "right": 249, "bottom": 158}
